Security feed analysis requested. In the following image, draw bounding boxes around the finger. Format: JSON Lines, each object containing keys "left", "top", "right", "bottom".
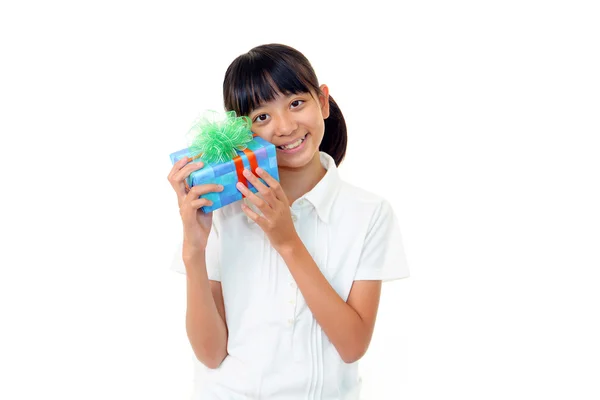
{"left": 255, "top": 167, "right": 287, "bottom": 202}
{"left": 167, "top": 157, "right": 189, "bottom": 195}
{"left": 188, "top": 183, "right": 224, "bottom": 198}
{"left": 236, "top": 181, "right": 273, "bottom": 215}
{"left": 167, "top": 156, "right": 191, "bottom": 179}
{"left": 172, "top": 159, "right": 205, "bottom": 185}
{"left": 180, "top": 197, "right": 213, "bottom": 219}
{"left": 168, "top": 157, "right": 205, "bottom": 198}
{"left": 242, "top": 169, "right": 270, "bottom": 193}
{"left": 190, "top": 198, "right": 213, "bottom": 210}
{"left": 242, "top": 169, "right": 277, "bottom": 206}
{"left": 241, "top": 202, "right": 266, "bottom": 227}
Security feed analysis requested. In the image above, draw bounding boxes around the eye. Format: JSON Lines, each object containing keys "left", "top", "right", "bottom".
{"left": 253, "top": 113, "right": 269, "bottom": 123}
{"left": 290, "top": 99, "right": 304, "bottom": 108}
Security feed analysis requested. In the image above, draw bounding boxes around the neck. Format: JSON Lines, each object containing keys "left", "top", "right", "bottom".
{"left": 278, "top": 152, "right": 327, "bottom": 205}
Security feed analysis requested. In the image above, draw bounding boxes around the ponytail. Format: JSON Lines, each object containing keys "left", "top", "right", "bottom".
{"left": 320, "top": 95, "right": 347, "bottom": 166}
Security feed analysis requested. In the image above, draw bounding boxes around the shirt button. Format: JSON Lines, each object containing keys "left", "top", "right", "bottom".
{"left": 290, "top": 282, "right": 297, "bottom": 288}
{"left": 287, "top": 319, "right": 294, "bottom": 325}
{"left": 288, "top": 299, "right": 295, "bottom": 305}
{"left": 291, "top": 214, "right": 297, "bottom": 222}
{"left": 298, "top": 199, "right": 305, "bottom": 206}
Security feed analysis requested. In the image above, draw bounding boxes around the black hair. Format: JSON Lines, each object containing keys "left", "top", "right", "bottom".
{"left": 223, "top": 43, "right": 347, "bottom": 166}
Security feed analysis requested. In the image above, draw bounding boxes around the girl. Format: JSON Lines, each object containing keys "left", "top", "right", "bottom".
{"left": 167, "top": 43, "right": 409, "bottom": 399}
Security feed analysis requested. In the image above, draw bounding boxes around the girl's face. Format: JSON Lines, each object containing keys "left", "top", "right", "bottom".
{"left": 248, "top": 84, "right": 330, "bottom": 170}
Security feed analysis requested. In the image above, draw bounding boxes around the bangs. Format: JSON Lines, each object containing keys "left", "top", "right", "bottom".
{"left": 224, "top": 50, "right": 320, "bottom": 116}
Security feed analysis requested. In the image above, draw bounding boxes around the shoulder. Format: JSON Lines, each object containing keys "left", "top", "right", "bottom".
{"left": 335, "top": 179, "right": 394, "bottom": 218}
{"left": 324, "top": 178, "right": 397, "bottom": 242}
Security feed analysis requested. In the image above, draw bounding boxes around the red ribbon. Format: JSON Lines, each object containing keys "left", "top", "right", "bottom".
{"left": 189, "top": 134, "right": 261, "bottom": 198}
{"left": 234, "top": 148, "right": 259, "bottom": 198}
{"left": 233, "top": 155, "right": 246, "bottom": 193}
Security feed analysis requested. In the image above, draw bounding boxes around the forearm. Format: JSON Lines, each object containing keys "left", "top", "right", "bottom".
{"left": 278, "top": 239, "right": 368, "bottom": 363}
{"left": 184, "top": 255, "right": 228, "bottom": 369}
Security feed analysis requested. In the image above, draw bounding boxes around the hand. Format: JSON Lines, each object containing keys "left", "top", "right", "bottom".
{"left": 167, "top": 156, "right": 224, "bottom": 257}
{"left": 236, "top": 167, "right": 299, "bottom": 252}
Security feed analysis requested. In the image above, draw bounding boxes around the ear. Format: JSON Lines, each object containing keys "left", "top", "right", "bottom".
{"left": 318, "top": 84, "right": 330, "bottom": 119}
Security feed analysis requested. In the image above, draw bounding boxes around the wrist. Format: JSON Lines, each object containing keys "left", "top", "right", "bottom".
{"left": 182, "top": 242, "right": 206, "bottom": 262}
{"left": 275, "top": 235, "right": 303, "bottom": 258}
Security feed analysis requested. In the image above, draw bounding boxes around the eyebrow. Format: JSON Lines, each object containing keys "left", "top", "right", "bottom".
{"left": 249, "top": 108, "right": 264, "bottom": 119}
{"left": 249, "top": 93, "right": 310, "bottom": 117}
{"left": 248, "top": 101, "right": 273, "bottom": 118}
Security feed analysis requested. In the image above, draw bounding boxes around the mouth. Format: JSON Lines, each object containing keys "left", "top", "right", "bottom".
{"left": 277, "top": 134, "right": 308, "bottom": 152}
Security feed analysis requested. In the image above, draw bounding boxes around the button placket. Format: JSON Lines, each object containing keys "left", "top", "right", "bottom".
{"left": 287, "top": 308, "right": 296, "bottom": 328}
{"left": 287, "top": 207, "right": 302, "bottom": 327}
{"left": 291, "top": 202, "right": 304, "bottom": 223}
{"left": 287, "top": 280, "right": 298, "bottom": 325}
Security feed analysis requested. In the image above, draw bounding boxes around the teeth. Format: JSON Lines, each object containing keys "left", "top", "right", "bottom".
{"left": 279, "top": 136, "right": 306, "bottom": 150}
{"left": 282, "top": 139, "right": 302, "bottom": 150}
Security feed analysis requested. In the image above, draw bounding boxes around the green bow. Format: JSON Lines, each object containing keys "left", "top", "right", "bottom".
{"left": 187, "top": 110, "right": 253, "bottom": 164}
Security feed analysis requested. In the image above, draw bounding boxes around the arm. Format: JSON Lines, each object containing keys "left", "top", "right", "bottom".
{"left": 235, "top": 168, "right": 382, "bottom": 364}
{"left": 279, "top": 239, "right": 382, "bottom": 364}
{"left": 184, "top": 252, "right": 229, "bottom": 369}
{"left": 167, "top": 155, "right": 229, "bottom": 368}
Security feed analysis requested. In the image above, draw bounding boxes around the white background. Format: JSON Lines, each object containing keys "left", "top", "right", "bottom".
{"left": 1, "top": 0, "right": 599, "bottom": 399}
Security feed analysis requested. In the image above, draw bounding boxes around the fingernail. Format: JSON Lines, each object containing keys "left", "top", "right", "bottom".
{"left": 242, "top": 169, "right": 250, "bottom": 177}
{"left": 256, "top": 167, "right": 263, "bottom": 174}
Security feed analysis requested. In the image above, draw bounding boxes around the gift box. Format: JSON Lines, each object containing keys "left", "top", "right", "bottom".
{"left": 169, "top": 111, "right": 279, "bottom": 213}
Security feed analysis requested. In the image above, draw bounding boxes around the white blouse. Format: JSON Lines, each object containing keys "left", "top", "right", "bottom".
{"left": 171, "top": 152, "right": 409, "bottom": 399}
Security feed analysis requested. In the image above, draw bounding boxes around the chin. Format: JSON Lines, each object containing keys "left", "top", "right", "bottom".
{"left": 276, "top": 148, "right": 320, "bottom": 170}
{"left": 275, "top": 133, "right": 321, "bottom": 169}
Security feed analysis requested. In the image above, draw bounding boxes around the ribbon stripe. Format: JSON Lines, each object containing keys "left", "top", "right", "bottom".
{"left": 233, "top": 154, "right": 247, "bottom": 196}
{"left": 190, "top": 133, "right": 261, "bottom": 199}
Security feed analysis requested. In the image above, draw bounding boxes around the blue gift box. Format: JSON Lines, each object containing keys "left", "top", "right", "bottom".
{"left": 169, "top": 135, "right": 279, "bottom": 213}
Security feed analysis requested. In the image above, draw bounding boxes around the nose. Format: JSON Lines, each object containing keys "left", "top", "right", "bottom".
{"left": 273, "top": 113, "right": 298, "bottom": 137}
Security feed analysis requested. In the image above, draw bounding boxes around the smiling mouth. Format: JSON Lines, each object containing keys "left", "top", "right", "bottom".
{"left": 278, "top": 134, "right": 307, "bottom": 150}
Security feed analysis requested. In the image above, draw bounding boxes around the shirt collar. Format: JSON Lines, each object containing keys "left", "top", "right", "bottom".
{"left": 301, "top": 151, "right": 341, "bottom": 224}
{"left": 244, "top": 151, "right": 341, "bottom": 225}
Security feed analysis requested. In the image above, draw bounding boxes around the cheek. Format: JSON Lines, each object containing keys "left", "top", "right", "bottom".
{"left": 300, "top": 113, "right": 325, "bottom": 135}
{"left": 310, "top": 119, "right": 326, "bottom": 140}
{"left": 250, "top": 128, "right": 273, "bottom": 144}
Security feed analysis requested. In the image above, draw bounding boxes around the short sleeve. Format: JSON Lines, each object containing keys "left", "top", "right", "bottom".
{"left": 353, "top": 199, "right": 410, "bottom": 282}
{"left": 169, "top": 220, "right": 221, "bottom": 281}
